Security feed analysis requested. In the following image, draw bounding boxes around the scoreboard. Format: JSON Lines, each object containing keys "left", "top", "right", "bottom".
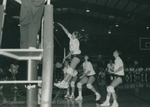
{"left": 139, "top": 38, "right": 150, "bottom": 50}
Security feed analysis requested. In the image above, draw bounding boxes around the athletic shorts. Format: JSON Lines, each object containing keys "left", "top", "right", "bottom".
{"left": 71, "top": 54, "right": 82, "bottom": 60}
{"left": 73, "top": 70, "right": 78, "bottom": 77}
{"left": 86, "top": 75, "right": 96, "bottom": 79}
{"left": 114, "top": 75, "right": 125, "bottom": 82}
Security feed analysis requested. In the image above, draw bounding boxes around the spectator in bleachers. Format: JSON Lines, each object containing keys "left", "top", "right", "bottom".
{"left": 9, "top": 61, "right": 19, "bottom": 90}
{"left": 9, "top": 61, "right": 19, "bottom": 80}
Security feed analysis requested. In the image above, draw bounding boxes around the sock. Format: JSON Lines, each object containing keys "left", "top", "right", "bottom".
{"left": 67, "top": 91, "right": 70, "bottom": 95}
{"left": 113, "top": 100, "right": 117, "bottom": 103}
{"left": 79, "top": 90, "right": 82, "bottom": 97}
{"left": 71, "top": 93, "right": 74, "bottom": 96}
{"left": 106, "top": 95, "right": 110, "bottom": 102}
{"left": 95, "top": 92, "right": 99, "bottom": 95}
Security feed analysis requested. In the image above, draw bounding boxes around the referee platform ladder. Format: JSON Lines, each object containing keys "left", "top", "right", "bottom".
{"left": 0, "top": 0, "right": 43, "bottom": 84}
{"left": 0, "top": 0, "right": 7, "bottom": 46}
{"left": 0, "top": 49, "right": 43, "bottom": 107}
{"left": 0, "top": 48, "right": 43, "bottom": 83}
{"left": 0, "top": 1, "right": 54, "bottom": 107}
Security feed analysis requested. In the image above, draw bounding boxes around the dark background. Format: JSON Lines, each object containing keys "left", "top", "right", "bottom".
{"left": 0, "top": 0, "right": 150, "bottom": 65}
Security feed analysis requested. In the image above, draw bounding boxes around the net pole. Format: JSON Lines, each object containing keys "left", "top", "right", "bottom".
{"left": 41, "top": 4, "right": 54, "bottom": 107}
{"left": 0, "top": 0, "right": 7, "bottom": 47}
{"left": 27, "top": 60, "right": 38, "bottom": 107}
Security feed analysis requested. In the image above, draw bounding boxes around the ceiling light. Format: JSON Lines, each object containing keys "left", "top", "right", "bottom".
{"left": 108, "top": 30, "right": 111, "bottom": 34}
{"left": 86, "top": 9, "right": 90, "bottom": 12}
{"left": 81, "top": 29, "right": 85, "bottom": 32}
{"left": 146, "top": 26, "right": 149, "bottom": 29}
{"left": 115, "top": 23, "right": 119, "bottom": 27}
{"left": 86, "top": 3, "right": 90, "bottom": 13}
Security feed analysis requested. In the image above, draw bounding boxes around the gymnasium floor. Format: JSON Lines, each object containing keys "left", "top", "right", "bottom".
{"left": 0, "top": 82, "right": 150, "bottom": 107}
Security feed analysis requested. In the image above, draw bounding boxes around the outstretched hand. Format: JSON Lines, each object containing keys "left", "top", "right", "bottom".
{"left": 57, "top": 23, "right": 63, "bottom": 27}
{"left": 57, "top": 23, "right": 70, "bottom": 35}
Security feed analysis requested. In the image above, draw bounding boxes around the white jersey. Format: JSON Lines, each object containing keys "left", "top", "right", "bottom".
{"left": 68, "top": 33, "right": 81, "bottom": 55}
{"left": 114, "top": 57, "right": 124, "bottom": 76}
{"left": 83, "top": 61, "right": 96, "bottom": 76}
{"left": 63, "top": 66, "right": 78, "bottom": 77}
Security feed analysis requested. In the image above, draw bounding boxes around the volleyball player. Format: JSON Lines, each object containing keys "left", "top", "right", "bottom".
{"left": 63, "top": 60, "right": 78, "bottom": 98}
{"left": 75, "top": 55, "right": 101, "bottom": 101}
{"left": 101, "top": 50, "right": 124, "bottom": 107}
{"left": 54, "top": 23, "right": 81, "bottom": 89}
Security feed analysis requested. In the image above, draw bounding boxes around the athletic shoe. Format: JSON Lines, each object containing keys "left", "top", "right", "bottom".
{"left": 111, "top": 102, "right": 119, "bottom": 107}
{"left": 75, "top": 96, "right": 83, "bottom": 100}
{"left": 69, "top": 94, "right": 75, "bottom": 99}
{"left": 54, "top": 81, "right": 63, "bottom": 87}
{"left": 54, "top": 82, "right": 69, "bottom": 89}
{"left": 100, "top": 101, "right": 110, "bottom": 106}
{"left": 54, "top": 82, "right": 62, "bottom": 88}
{"left": 58, "top": 82, "right": 69, "bottom": 89}
{"left": 64, "top": 94, "right": 70, "bottom": 98}
{"left": 54, "top": 82, "right": 60, "bottom": 87}
{"left": 95, "top": 93, "right": 101, "bottom": 101}
{"left": 62, "top": 82, "right": 69, "bottom": 89}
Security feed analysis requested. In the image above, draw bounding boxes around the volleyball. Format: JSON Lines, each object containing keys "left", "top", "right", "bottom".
{"left": 55, "top": 62, "right": 63, "bottom": 68}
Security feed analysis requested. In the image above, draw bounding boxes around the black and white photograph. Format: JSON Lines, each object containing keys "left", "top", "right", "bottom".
{"left": 0, "top": 0, "right": 150, "bottom": 107}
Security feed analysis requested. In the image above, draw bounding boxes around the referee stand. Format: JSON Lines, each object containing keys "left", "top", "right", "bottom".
{"left": 0, "top": 0, "right": 54, "bottom": 107}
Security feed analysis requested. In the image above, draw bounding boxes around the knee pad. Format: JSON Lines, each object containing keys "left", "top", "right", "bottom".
{"left": 86, "top": 84, "right": 93, "bottom": 89}
{"left": 77, "top": 82, "right": 82, "bottom": 88}
{"left": 70, "top": 81, "right": 75, "bottom": 87}
{"left": 66, "top": 67, "right": 74, "bottom": 76}
{"left": 73, "top": 70, "right": 78, "bottom": 77}
{"left": 107, "top": 86, "right": 115, "bottom": 93}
